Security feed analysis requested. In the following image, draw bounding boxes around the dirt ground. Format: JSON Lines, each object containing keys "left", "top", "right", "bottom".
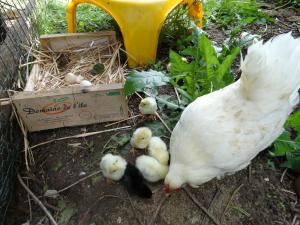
{"left": 5, "top": 3, "right": 300, "bottom": 225}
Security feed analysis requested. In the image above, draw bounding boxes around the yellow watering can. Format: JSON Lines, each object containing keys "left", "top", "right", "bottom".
{"left": 67, "top": 0, "right": 203, "bottom": 68}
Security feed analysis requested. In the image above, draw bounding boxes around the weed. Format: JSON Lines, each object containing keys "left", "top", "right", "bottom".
{"left": 168, "top": 25, "right": 239, "bottom": 102}
{"left": 203, "top": 0, "right": 273, "bottom": 35}
{"left": 33, "top": 0, "right": 193, "bottom": 48}
{"left": 52, "top": 161, "right": 63, "bottom": 172}
{"left": 101, "top": 133, "right": 131, "bottom": 155}
{"left": 91, "top": 175, "right": 102, "bottom": 185}
{"left": 58, "top": 200, "right": 78, "bottom": 225}
{"left": 124, "top": 70, "right": 170, "bottom": 96}
{"left": 230, "top": 204, "right": 250, "bottom": 217}
{"left": 83, "top": 140, "right": 95, "bottom": 153}
{"left": 271, "top": 110, "right": 300, "bottom": 173}
{"left": 33, "top": 0, "right": 118, "bottom": 35}
{"left": 159, "top": 5, "right": 190, "bottom": 49}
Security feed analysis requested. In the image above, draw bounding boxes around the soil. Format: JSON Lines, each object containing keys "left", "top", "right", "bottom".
{"left": 5, "top": 3, "right": 300, "bottom": 225}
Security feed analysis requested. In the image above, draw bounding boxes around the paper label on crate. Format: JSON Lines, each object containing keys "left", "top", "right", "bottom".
{"left": 12, "top": 85, "right": 128, "bottom": 132}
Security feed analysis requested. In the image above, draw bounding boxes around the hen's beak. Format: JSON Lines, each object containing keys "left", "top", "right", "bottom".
{"left": 163, "top": 184, "right": 171, "bottom": 193}
{"left": 163, "top": 183, "right": 180, "bottom": 194}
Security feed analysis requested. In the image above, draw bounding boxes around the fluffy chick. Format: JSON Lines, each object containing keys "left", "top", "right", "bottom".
{"left": 100, "top": 153, "right": 126, "bottom": 181}
{"left": 130, "top": 127, "right": 152, "bottom": 156}
{"left": 100, "top": 153, "right": 152, "bottom": 198}
{"left": 136, "top": 155, "right": 169, "bottom": 182}
{"left": 139, "top": 97, "right": 157, "bottom": 120}
{"left": 148, "top": 137, "right": 169, "bottom": 165}
{"left": 122, "top": 163, "right": 152, "bottom": 198}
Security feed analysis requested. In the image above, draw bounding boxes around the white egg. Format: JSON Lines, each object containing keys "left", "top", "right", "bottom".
{"left": 80, "top": 80, "right": 92, "bottom": 92}
{"left": 76, "top": 75, "right": 84, "bottom": 83}
{"left": 65, "top": 73, "right": 85, "bottom": 84}
{"left": 64, "top": 73, "right": 78, "bottom": 84}
{"left": 80, "top": 80, "right": 92, "bottom": 87}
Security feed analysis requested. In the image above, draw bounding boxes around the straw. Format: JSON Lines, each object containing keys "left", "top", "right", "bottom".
{"left": 23, "top": 41, "right": 127, "bottom": 92}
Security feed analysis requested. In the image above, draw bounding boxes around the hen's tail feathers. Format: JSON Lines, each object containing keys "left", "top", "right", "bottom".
{"left": 240, "top": 32, "right": 300, "bottom": 106}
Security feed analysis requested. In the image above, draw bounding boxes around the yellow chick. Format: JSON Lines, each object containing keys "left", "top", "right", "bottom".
{"left": 100, "top": 153, "right": 127, "bottom": 182}
{"left": 130, "top": 127, "right": 152, "bottom": 156}
{"left": 136, "top": 155, "right": 169, "bottom": 182}
{"left": 148, "top": 137, "right": 169, "bottom": 166}
{"left": 139, "top": 97, "right": 157, "bottom": 120}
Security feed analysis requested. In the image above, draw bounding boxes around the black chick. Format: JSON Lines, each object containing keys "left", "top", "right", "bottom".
{"left": 121, "top": 162, "right": 152, "bottom": 198}
{"left": 0, "top": 13, "right": 7, "bottom": 45}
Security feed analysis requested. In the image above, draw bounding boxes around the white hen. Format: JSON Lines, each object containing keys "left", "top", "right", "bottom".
{"left": 164, "top": 33, "right": 300, "bottom": 193}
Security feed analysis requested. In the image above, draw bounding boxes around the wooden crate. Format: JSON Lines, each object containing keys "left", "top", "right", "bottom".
{"left": 12, "top": 32, "right": 128, "bottom": 132}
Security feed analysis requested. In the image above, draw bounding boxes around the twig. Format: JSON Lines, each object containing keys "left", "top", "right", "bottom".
{"left": 183, "top": 186, "right": 221, "bottom": 225}
{"left": 248, "top": 164, "right": 252, "bottom": 182}
{"left": 280, "top": 168, "right": 288, "bottom": 183}
{"left": 104, "top": 115, "right": 141, "bottom": 127}
{"left": 43, "top": 201, "right": 60, "bottom": 211}
{"left": 135, "top": 92, "right": 143, "bottom": 100}
{"left": 0, "top": 100, "right": 11, "bottom": 106}
{"left": 78, "top": 195, "right": 124, "bottom": 225}
{"left": 30, "top": 126, "right": 131, "bottom": 149}
{"left": 26, "top": 179, "right": 32, "bottom": 221}
{"left": 291, "top": 215, "right": 299, "bottom": 225}
{"left": 58, "top": 170, "right": 101, "bottom": 193}
{"left": 281, "top": 188, "right": 296, "bottom": 195}
{"left": 274, "top": 0, "right": 292, "bottom": 10}
{"left": 78, "top": 194, "right": 123, "bottom": 225}
{"left": 8, "top": 91, "right": 33, "bottom": 170}
{"left": 155, "top": 112, "right": 172, "bottom": 134}
{"left": 127, "top": 191, "right": 145, "bottom": 225}
{"left": 148, "top": 194, "right": 170, "bottom": 225}
{"left": 0, "top": 97, "right": 10, "bottom": 102}
{"left": 25, "top": 45, "right": 33, "bottom": 80}
{"left": 17, "top": 174, "right": 58, "bottom": 225}
{"left": 221, "top": 184, "right": 244, "bottom": 223}
{"left": 19, "top": 60, "right": 47, "bottom": 68}
{"left": 174, "top": 87, "right": 181, "bottom": 105}
{"left": 201, "top": 188, "right": 221, "bottom": 225}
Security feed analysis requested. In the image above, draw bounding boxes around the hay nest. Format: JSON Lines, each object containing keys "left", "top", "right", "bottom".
{"left": 25, "top": 42, "right": 126, "bottom": 92}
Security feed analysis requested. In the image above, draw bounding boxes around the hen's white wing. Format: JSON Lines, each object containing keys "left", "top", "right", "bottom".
{"left": 169, "top": 81, "right": 288, "bottom": 186}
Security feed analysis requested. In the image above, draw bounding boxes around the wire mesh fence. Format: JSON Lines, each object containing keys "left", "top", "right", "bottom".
{"left": 0, "top": 0, "right": 36, "bottom": 223}
{"left": 0, "top": 0, "right": 36, "bottom": 89}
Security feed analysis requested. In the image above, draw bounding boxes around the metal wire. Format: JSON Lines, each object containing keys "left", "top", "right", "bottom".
{"left": 0, "top": 0, "right": 36, "bottom": 224}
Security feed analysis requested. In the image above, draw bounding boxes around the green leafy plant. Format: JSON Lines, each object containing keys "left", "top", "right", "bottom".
{"left": 58, "top": 200, "right": 78, "bottom": 225}
{"left": 102, "top": 133, "right": 131, "bottom": 154}
{"left": 91, "top": 63, "right": 105, "bottom": 75}
{"left": 271, "top": 110, "right": 300, "bottom": 173}
{"left": 124, "top": 70, "right": 170, "bottom": 96}
{"left": 168, "top": 27, "right": 239, "bottom": 101}
{"left": 159, "top": 5, "right": 190, "bottom": 49}
{"left": 203, "top": 0, "right": 273, "bottom": 35}
{"left": 145, "top": 111, "right": 181, "bottom": 137}
{"left": 124, "top": 69, "right": 185, "bottom": 110}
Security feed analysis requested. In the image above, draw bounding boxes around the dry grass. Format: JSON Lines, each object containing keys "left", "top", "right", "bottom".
{"left": 23, "top": 41, "right": 126, "bottom": 92}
